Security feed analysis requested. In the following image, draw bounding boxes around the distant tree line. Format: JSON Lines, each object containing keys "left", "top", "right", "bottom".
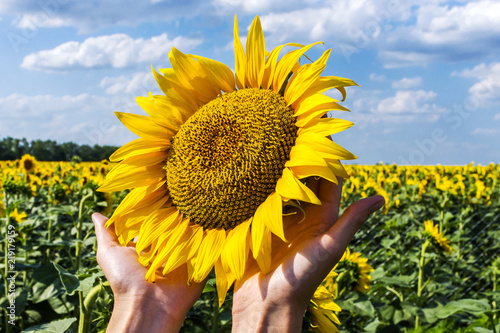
{"left": 0, "top": 137, "right": 118, "bottom": 161}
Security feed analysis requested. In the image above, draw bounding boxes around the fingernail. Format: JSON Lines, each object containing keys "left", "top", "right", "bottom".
{"left": 370, "top": 196, "right": 385, "bottom": 213}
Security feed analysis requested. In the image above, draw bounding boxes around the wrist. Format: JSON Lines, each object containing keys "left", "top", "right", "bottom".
{"left": 107, "top": 293, "right": 185, "bottom": 333}
{"left": 232, "top": 299, "right": 305, "bottom": 333}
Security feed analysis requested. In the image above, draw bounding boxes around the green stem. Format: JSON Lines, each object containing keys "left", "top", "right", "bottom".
{"left": 75, "top": 191, "right": 93, "bottom": 272}
{"left": 415, "top": 240, "right": 429, "bottom": 331}
{"left": 46, "top": 216, "right": 53, "bottom": 262}
{"left": 3, "top": 191, "right": 12, "bottom": 333}
{"left": 212, "top": 292, "right": 220, "bottom": 333}
{"left": 493, "top": 268, "right": 497, "bottom": 322}
{"left": 439, "top": 208, "right": 444, "bottom": 234}
{"left": 488, "top": 313, "right": 498, "bottom": 333}
{"left": 75, "top": 191, "right": 93, "bottom": 333}
{"left": 78, "top": 284, "right": 103, "bottom": 333}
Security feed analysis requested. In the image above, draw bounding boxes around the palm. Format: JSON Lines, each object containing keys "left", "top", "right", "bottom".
{"left": 234, "top": 177, "right": 344, "bottom": 309}
{"left": 93, "top": 214, "right": 206, "bottom": 316}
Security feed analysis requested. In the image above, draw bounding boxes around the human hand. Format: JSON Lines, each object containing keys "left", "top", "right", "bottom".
{"left": 92, "top": 213, "right": 206, "bottom": 333}
{"left": 231, "top": 177, "right": 385, "bottom": 332}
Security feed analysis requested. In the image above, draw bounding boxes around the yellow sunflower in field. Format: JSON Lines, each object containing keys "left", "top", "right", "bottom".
{"left": 20, "top": 154, "right": 37, "bottom": 173}
{"left": 99, "top": 15, "right": 357, "bottom": 304}
{"left": 424, "top": 220, "right": 453, "bottom": 254}
{"left": 308, "top": 284, "right": 341, "bottom": 333}
{"left": 324, "top": 248, "right": 374, "bottom": 295}
{"left": 11, "top": 208, "right": 27, "bottom": 223}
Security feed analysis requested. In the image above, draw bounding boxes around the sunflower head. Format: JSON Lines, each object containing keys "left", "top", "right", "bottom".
{"left": 99, "top": 15, "right": 358, "bottom": 306}
{"left": 307, "top": 285, "right": 341, "bottom": 333}
{"left": 325, "top": 248, "right": 374, "bottom": 295}
{"left": 11, "top": 208, "right": 27, "bottom": 223}
{"left": 20, "top": 154, "right": 36, "bottom": 173}
{"left": 424, "top": 220, "right": 453, "bottom": 254}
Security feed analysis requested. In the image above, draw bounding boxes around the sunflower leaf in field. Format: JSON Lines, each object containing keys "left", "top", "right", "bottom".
{"left": 23, "top": 317, "right": 77, "bottom": 333}
{"left": 378, "top": 274, "right": 416, "bottom": 287}
{"left": 54, "top": 263, "right": 102, "bottom": 296}
{"left": 202, "top": 278, "right": 216, "bottom": 293}
{"left": 53, "top": 263, "right": 80, "bottom": 296}
{"left": 423, "top": 299, "right": 491, "bottom": 323}
{"left": 31, "top": 263, "right": 63, "bottom": 304}
{"left": 336, "top": 292, "right": 375, "bottom": 317}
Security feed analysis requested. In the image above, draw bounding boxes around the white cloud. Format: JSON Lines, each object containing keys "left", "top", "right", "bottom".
{"left": 3, "top": 0, "right": 211, "bottom": 33}
{"left": 494, "top": 113, "right": 500, "bottom": 120}
{"left": 369, "top": 73, "right": 386, "bottom": 82}
{"left": 0, "top": 93, "right": 139, "bottom": 146}
{"left": 471, "top": 128, "right": 499, "bottom": 136}
{"left": 392, "top": 77, "right": 422, "bottom": 89}
{"left": 379, "top": 0, "right": 500, "bottom": 67}
{"left": 21, "top": 33, "right": 202, "bottom": 71}
{"left": 258, "top": 1, "right": 384, "bottom": 45}
{"left": 100, "top": 72, "right": 160, "bottom": 96}
{"left": 377, "top": 90, "right": 444, "bottom": 115}
{"left": 345, "top": 89, "right": 444, "bottom": 125}
{"left": 452, "top": 62, "right": 500, "bottom": 106}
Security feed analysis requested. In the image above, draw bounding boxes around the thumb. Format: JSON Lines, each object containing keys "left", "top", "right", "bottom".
{"left": 322, "top": 195, "right": 385, "bottom": 257}
{"left": 92, "top": 212, "right": 118, "bottom": 249}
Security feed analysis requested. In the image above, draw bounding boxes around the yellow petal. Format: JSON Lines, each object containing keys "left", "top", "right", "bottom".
{"left": 191, "top": 54, "right": 235, "bottom": 93}
{"left": 276, "top": 168, "right": 321, "bottom": 205}
{"left": 215, "top": 259, "right": 235, "bottom": 308}
{"left": 109, "top": 182, "right": 166, "bottom": 221}
{"left": 115, "top": 112, "right": 175, "bottom": 141}
{"left": 254, "top": 230, "right": 272, "bottom": 274}
{"left": 285, "top": 144, "right": 328, "bottom": 168}
{"left": 234, "top": 15, "right": 246, "bottom": 89}
{"left": 190, "top": 229, "right": 226, "bottom": 283}
{"left": 145, "top": 217, "right": 190, "bottom": 281}
{"left": 98, "top": 162, "right": 165, "bottom": 192}
{"left": 299, "top": 76, "right": 358, "bottom": 103}
{"left": 298, "top": 118, "right": 354, "bottom": 137}
{"left": 152, "top": 66, "right": 201, "bottom": 111}
{"left": 136, "top": 207, "right": 179, "bottom": 253}
{"left": 296, "top": 132, "right": 357, "bottom": 160}
{"left": 246, "top": 15, "right": 265, "bottom": 88}
{"left": 136, "top": 93, "right": 191, "bottom": 130}
{"left": 251, "top": 201, "right": 268, "bottom": 256}
{"left": 272, "top": 42, "right": 323, "bottom": 94}
{"left": 169, "top": 47, "right": 218, "bottom": 103}
{"left": 261, "top": 192, "right": 286, "bottom": 242}
{"left": 162, "top": 224, "right": 203, "bottom": 275}
{"left": 138, "top": 238, "right": 158, "bottom": 267}
{"left": 290, "top": 164, "right": 338, "bottom": 184}
{"left": 285, "top": 49, "right": 331, "bottom": 105}
{"left": 325, "top": 159, "right": 349, "bottom": 179}
{"left": 221, "top": 218, "right": 251, "bottom": 280}
{"left": 109, "top": 138, "right": 169, "bottom": 162}
{"left": 262, "top": 43, "right": 303, "bottom": 89}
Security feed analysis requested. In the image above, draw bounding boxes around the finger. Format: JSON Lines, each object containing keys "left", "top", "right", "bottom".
{"left": 92, "top": 213, "right": 119, "bottom": 249}
{"left": 318, "top": 176, "right": 343, "bottom": 221}
{"left": 306, "top": 176, "right": 321, "bottom": 195}
{"left": 321, "top": 195, "right": 385, "bottom": 259}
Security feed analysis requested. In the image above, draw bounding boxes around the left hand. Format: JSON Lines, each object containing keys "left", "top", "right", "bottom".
{"left": 92, "top": 213, "right": 206, "bottom": 333}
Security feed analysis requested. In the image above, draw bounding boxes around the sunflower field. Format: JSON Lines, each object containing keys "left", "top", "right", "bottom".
{"left": 1, "top": 155, "right": 499, "bottom": 332}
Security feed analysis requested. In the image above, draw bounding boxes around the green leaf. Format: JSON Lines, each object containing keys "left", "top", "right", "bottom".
{"left": 473, "top": 328, "right": 493, "bottom": 333}
{"left": 423, "top": 299, "right": 491, "bottom": 323}
{"left": 336, "top": 293, "right": 375, "bottom": 317}
{"left": 53, "top": 263, "right": 80, "bottom": 296}
{"left": 31, "top": 264, "right": 63, "bottom": 303}
{"left": 379, "top": 274, "right": 415, "bottom": 287}
{"left": 23, "top": 317, "right": 77, "bottom": 333}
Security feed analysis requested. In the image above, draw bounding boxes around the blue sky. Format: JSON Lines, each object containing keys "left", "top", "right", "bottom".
{"left": 0, "top": 0, "right": 499, "bottom": 165}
